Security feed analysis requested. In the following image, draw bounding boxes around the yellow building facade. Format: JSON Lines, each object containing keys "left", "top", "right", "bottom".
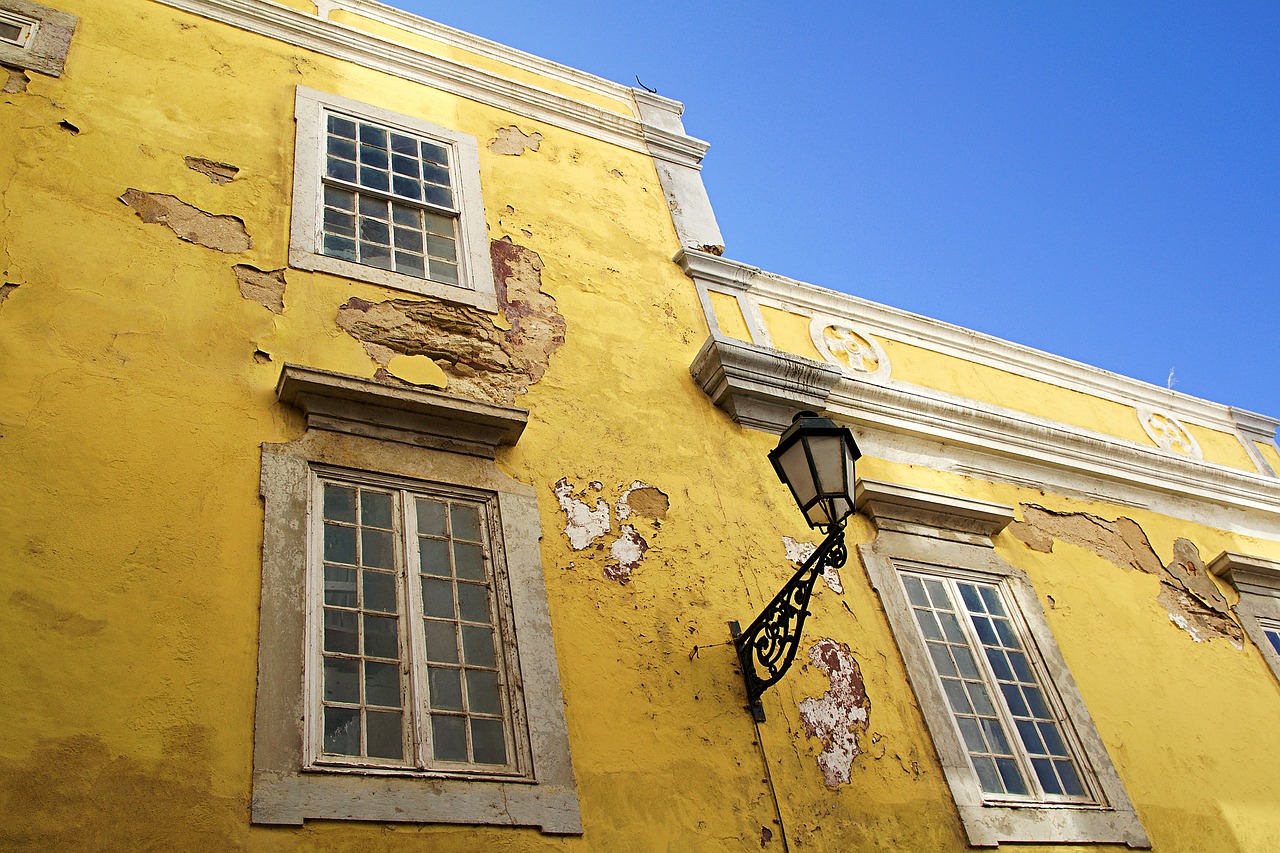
{"left": 3, "top": 1, "right": 1279, "bottom": 850}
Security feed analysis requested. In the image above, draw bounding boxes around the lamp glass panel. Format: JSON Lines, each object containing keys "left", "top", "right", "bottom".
{"left": 776, "top": 441, "right": 817, "bottom": 508}
{"left": 808, "top": 434, "right": 846, "bottom": 497}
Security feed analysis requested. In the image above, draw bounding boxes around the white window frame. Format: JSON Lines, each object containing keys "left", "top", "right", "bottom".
{"left": 304, "top": 468, "right": 532, "bottom": 779}
{"left": 855, "top": 479, "right": 1149, "bottom": 848}
{"left": 0, "top": 0, "right": 76, "bottom": 77}
{"left": 1209, "top": 551, "right": 1280, "bottom": 685}
{"left": 289, "top": 86, "right": 498, "bottom": 312}
{"left": 252, "top": 365, "right": 580, "bottom": 833}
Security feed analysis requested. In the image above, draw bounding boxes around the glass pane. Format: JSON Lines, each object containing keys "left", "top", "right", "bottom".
{"left": 360, "top": 218, "right": 390, "bottom": 245}
{"left": 364, "top": 660, "right": 401, "bottom": 707}
{"left": 1039, "top": 721, "right": 1068, "bottom": 757}
{"left": 981, "top": 718, "right": 1011, "bottom": 754}
{"left": 360, "top": 491, "right": 393, "bottom": 527}
{"left": 923, "top": 579, "right": 950, "bottom": 610}
{"left": 808, "top": 434, "right": 844, "bottom": 498}
{"left": 1007, "top": 650, "right": 1034, "bottom": 683}
{"left": 1001, "top": 683, "right": 1029, "bottom": 717}
{"left": 942, "top": 678, "right": 971, "bottom": 714}
{"left": 328, "top": 114, "right": 356, "bottom": 139}
{"left": 323, "top": 609, "right": 358, "bottom": 654}
{"left": 450, "top": 504, "right": 481, "bottom": 540}
{"left": 358, "top": 124, "right": 387, "bottom": 147}
{"left": 432, "top": 262, "right": 459, "bottom": 286}
{"left": 776, "top": 441, "right": 815, "bottom": 508}
{"left": 980, "top": 586, "right": 1005, "bottom": 616}
{"left": 422, "top": 577, "right": 455, "bottom": 618}
{"left": 985, "top": 648, "right": 1013, "bottom": 681}
{"left": 938, "top": 611, "right": 966, "bottom": 643}
{"left": 421, "top": 140, "right": 448, "bottom": 164}
{"left": 957, "top": 717, "right": 986, "bottom": 753}
{"left": 453, "top": 542, "right": 484, "bottom": 581}
{"left": 1016, "top": 719, "right": 1044, "bottom": 754}
{"left": 966, "top": 681, "right": 997, "bottom": 716}
{"left": 323, "top": 656, "right": 359, "bottom": 704}
{"left": 997, "top": 758, "right": 1028, "bottom": 795}
{"left": 972, "top": 755, "right": 1002, "bottom": 794}
{"left": 1266, "top": 629, "right": 1280, "bottom": 655}
{"left": 466, "top": 670, "right": 502, "bottom": 716}
{"left": 1057, "top": 759, "right": 1085, "bottom": 796}
{"left": 391, "top": 155, "right": 417, "bottom": 177}
{"left": 361, "top": 529, "right": 395, "bottom": 569}
{"left": 361, "top": 168, "right": 389, "bottom": 192}
{"left": 324, "top": 523, "right": 356, "bottom": 565}
{"left": 324, "top": 706, "right": 360, "bottom": 755}
{"left": 419, "top": 539, "right": 451, "bottom": 577}
{"left": 363, "top": 614, "right": 399, "bottom": 659}
{"left": 953, "top": 646, "right": 980, "bottom": 680}
{"left": 324, "top": 565, "right": 357, "bottom": 608}
{"left": 324, "top": 185, "right": 355, "bottom": 211}
{"left": 395, "top": 252, "right": 426, "bottom": 278}
{"left": 364, "top": 243, "right": 392, "bottom": 270}
{"left": 424, "top": 619, "right": 459, "bottom": 663}
{"left": 393, "top": 176, "right": 422, "bottom": 200}
{"left": 359, "top": 196, "right": 387, "bottom": 217}
{"left": 971, "top": 616, "right": 998, "bottom": 646}
{"left": 903, "top": 575, "right": 929, "bottom": 608}
{"left": 928, "top": 643, "right": 958, "bottom": 678}
{"left": 1023, "top": 685, "right": 1050, "bottom": 719}
{"left": 359, "top": 144, "right": 388, "bottom": 169}
{"left": 416, "top": 498, "right": 447, "bottom": 535}
{"left": 958, "top": 584, "right": 985, "bottom": 613}
{"left": 428, "top": 667, "right": 464, "bottom": 711}
{"left": 327, "top": 135, "right": 356, "bottom": 161}
{"left": 471, "top": 718, "right": 507, "bottom": 765}
{"left": 323, "top": 208, "right": 355, "bottom": 237}
{"left": 323, "top": 484, "right": 356, "bottom": 522}
{"left": 462, "top": 625, "right": 496, "bottom": 667}
{"left": 390, "top": 133, "right": 418, "bottom": 156}
{"left": 432, "top": 714, "right": 467, "bottom": 761}
{"left": 362, "top": 570, "right": 396, "bottom": 613}
{"left": 424, "top": 211, "right": 453, "bottom": 236}
{"left": 917, "top": 609, "right": 943, "bottom": 641}
{"left": 422, "top": 161, "right": 450, "bottom": 184}
{"left": 457, "top": 582, "right": 491, "bottom": 624}
{"left": 393, "top": 227, "right": 423, "bottom": 253}
{"left": 994, "top": 618, "right": 1018, "bottom": 649}
{"left": 323, "top": 234, "right": 357, "bottom": 261}
{"left": 426, "top": 234, "right": 457, "bottom": 262}
{"left": 366, "top": 710, "right": 403, "bottom": 760}
{"left": 1033, "top": 757, "right": 1061, "bottom": 794}
{"left": 326, "top": 157, "right": 356, "bottom": 182}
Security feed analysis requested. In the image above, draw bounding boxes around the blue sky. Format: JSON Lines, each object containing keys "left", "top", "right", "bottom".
{"left": 391, "top": 1, "right": 1278, "bottom": 420}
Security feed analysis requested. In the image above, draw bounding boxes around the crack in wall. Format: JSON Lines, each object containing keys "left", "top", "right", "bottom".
{"left": 1009, "top": 504, "right": 1241, "bottom": 644}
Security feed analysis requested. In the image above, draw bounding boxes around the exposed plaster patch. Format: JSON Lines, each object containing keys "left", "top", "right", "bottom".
{"left": 252, "top": 349, "right": 272, "bottom": 364}
{"left": 487, "top": 125, "right": 542, "bottom": 155}
{"left": 336, "top": 238, "right": 564, "bottom": 406}
{"left": 553, "top": 478, "right": 610, "bottom": 551}
{"left": 232, "top": 264, "right": 284, "bottom": 313}
{"left": 615, "top": 481, "right": 669, "bottom": 521}
{"left": 0, "top": 281, "right": 19, "bottom": 307}
{"left": 3, "top": 67, "right": 28, "bottom": 94}
{"left": 1010, "top": 504, "right": 1241, "bottom": 645}
{"left": 605, "top": 525, "right": 647, "bottom": 583}
{"left": 798, "top": 639, "right": 870, "bottom": 787}
{"left": 119, "top": 189, "right": 251, "bottom": 253}
{"left": 184, "top": 156, "right": 239, "bottom": 185}
{"left": 783, "top": 536, "right": 842, "bottom": 594}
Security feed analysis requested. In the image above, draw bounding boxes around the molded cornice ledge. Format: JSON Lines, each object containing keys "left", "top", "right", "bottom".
{"left": 276, "top": 364, "right": 527, "bottom": 457}
{"left": 690, "top": 335, "right": 841, "bottom": 433}
{"left": 677, "top": 248, "right": 761, "bottom": 291}
{"left": 1209, "top": 551, "right": 1280, "bottom": 597}
{"left": 855, "top": 479, "right": 1015, "bottom": 544}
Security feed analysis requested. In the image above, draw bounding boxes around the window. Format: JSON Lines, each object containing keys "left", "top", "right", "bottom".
{"left": 0, "top": 0, "right": 77, "bottom": 77}
{"left": 289, "top": 87, "right": 498, "bottom": 312}
{"left": 312, "top": 473, "right": 527, "bottom": 776}
{"left": 1209, "top": 551, "right": 1280, "bottom": 685}
{"left": 855, "top": 479, "right": 1149, "bottom": 848}
{"left": 253, "top": 365, "right": 580, "bottom": 833}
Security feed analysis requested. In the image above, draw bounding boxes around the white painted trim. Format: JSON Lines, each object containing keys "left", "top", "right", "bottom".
{"left": 809, "top": 315, "right": 891, "bottom": 383}
{"left": 677, "top": 250, "right": 1267, "bottom": 436}
{"left": 289, "top": 86, "right": 498, "bottom": 310}
{"left": 1210, "top": 551, "right": 1280, "bottom": 684}
{"left": 1134, "top": 405, "right": 1203, "bottom": 461}
{"left": 0, "top": 0, "right": 76, "bottom": 76}
{"left": 150, "top": 0, "right": 710, "bottom": 167}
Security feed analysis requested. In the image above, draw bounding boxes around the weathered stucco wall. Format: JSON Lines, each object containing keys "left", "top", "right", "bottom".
{"left": 3, "top": 1, "right": 1280, "bottom": 851}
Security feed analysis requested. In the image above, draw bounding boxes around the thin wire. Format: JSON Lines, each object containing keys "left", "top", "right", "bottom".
{"left": 752, "top": 712, "right": 790, "bottom": 852}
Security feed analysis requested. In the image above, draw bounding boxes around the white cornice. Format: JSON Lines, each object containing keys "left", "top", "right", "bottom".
{"left": 151, "top": 0, "right": 709, "bottom": 165}
{"left": 855, "top": 479, "right": 1015, "bottom": 542}
{"left": 677, "top": 250, "right": 1274, "bottom": 436}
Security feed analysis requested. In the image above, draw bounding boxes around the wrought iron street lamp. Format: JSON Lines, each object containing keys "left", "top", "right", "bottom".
{"left": 730, "top": 411, "right": 862, "bottom": 721}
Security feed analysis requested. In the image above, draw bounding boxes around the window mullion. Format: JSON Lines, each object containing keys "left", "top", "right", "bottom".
{"left": 400, "top": 488, "right": 430, "bottom": 770}
{"left": 320, "top": 174, "right": 459, "bottom": 218}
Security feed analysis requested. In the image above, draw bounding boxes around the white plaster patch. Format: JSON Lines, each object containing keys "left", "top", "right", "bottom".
{"left": 798, "top": 639, "right": 870, "bottom": 787}
{"left": 553, "top": 477, "right": 610, "bottom": 550}
{"left": 605, "top": 525, "right": 647, "bottom": 583}
{"left": 782, "top": 536, "right": 843, "bottom": 594}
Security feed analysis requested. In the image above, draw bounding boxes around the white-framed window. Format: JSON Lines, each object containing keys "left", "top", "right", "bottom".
{"left": 309, "top": 469, "right": 529, "bottom": 778}
{"left": 855, "top": 479, "right": 1149, "bottom": 848}
{"left": 0, "top": 0, "right": 76, "bottom": 77}
{"left": 289, "top": 87, "right": 498, "bottom": 312}
{"left": 1209, "top": 551, "right": 1280, "bottom": 685}
{"left": 253, "top": 365, "right": 580, "bottom": 833}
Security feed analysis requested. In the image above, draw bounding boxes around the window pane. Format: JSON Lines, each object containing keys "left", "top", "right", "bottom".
{"left": 328, "top": 114, "right": 356, "bottom": 139}
{"left": 324, "top": 186, "right": 355, "bottom": 211}
{"left": 466, "top": 670, "right": 502, "bottom": 716}
{"left": 323, "top": 484, "right": 356, "bottom": 522}
{"left": 395, "top": 252, "right": 426, "bottom": 278}
{"left": 364, "top": 660, "right": 401, "bottom": 707}
{"left": 361, "top": 529, "right": 395, "bottom": 570}
{"left": 324, "top": 565, "right": 357, "bottom": 608}
{"left": 457, "top": 582, "right": 491, "bottom": 624}
{"left": 324, "top": 609, "right": 358, "bottom": 654}
{"left": 450, "top": 504, "right": 481, "bottom": 540}
{"left": 453, "top": 542, "right": 484, "bottom": 581}
{"left": 323, "top": 656, "right": 359, "bottom": 704}
{"left": 432, "top": 715, "right": 467, "bottom": 761}
{"left": 972, "top": 755, "right": 1002, "bottom": 794}
{"left": 327, "top": 135, "right": 356, "bottom": 161}
{"left": 323, "top": 234, "right": 357, "bottom": 261}
{"left": 324, "top": 706, "right": 360, "bottom": 755}
{"left": 942, "top": 678, "right": 971, "bottom": 714}
{"left": 362, "top": 570, "right": 396, "bottom": 613}
{"left": 997, "top": 758, "right": 1028, "bottom": 795}
{"left": 366, "top": 710, "right": 403, "bottom": 760}
{"left": 471, "top": 718, "right": 507, "bottom": 765}
{"left": 324, "top": 523, "right": 356, "bottom": 565}
{"left": 1033, "top": 757, "right": 1061, "bottom": 795}
{"left": 420, "top": 140, "right": 448, "bottom": 164}
{"left": 358, "top": 124, "right": 387, "bottom": 148}
{"left": 363, "top": 614, "right": 399, "bottom": 659}
{"left": 462, "top": 625, "right": 496, "bottom": 667}
{"left": 425, "top": 619, "right": 459, "bottom": 663}
{"left": 1057, "top": 759, "right": 1085, "bottom": 796}
{"left": 416, "top": 498, "right": 447, "bottom": 535}
{"left": 903, "top": 575, "right": 930, "bottom": 608}
{"left": 432, "top": 261, "right": 459, "bottom": 286}
{"left": 360, "top": 491, "right": 393, "bottom": 527}
{"left": 422, "top": 577, "right": 455, "bottom": 618}
{"left": 359, "top": 144, "right": 388, "bottom": 170}
{"left": 1266, "top": 629, "right": 1280, "bottom": 655}
{"left": 419, "top": 538, "right": 451, "bottom": 577}
{"left": 429, "top": 667, "right": 464, "bottom": 711}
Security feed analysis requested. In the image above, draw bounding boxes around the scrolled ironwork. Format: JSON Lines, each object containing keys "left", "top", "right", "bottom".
{"left": 732, "top": 522, "right": 848, "bottom": 719}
